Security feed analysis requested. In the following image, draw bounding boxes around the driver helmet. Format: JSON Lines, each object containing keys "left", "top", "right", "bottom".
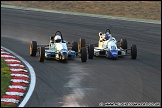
{"left": 104, "top": 33, "right": 110, "bottom": 40}
{"left": 99, "top": 32, "right": 102, "bottom": 36}
{"left": 54, "top": 35, "right": 61, "bottom": 43}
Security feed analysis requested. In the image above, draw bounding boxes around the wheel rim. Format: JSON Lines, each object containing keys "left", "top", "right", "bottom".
{"left": 30, "top": 43, "right": 33, "bottom": 55}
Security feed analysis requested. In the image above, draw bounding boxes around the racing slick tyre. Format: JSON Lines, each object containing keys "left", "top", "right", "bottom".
{"left": 81, "top": 47, "right": 87, "bottom": 62}
{"left": 78, "top": 38, "right": 86, "bottom": 53}
{"left": 88, "top": 44, "right": 94, "bottom": 59}
{"left": 120, "top": 39, "right": 127, "bottom": 49}
{"left": 30, "top": 41, "right": 37, "bottom": 56}
{"left": 72, "top": 41, "right": 78, "bottom": 56}
{"left": 131, "top": 44, "right": 137, "bottom": 59}
{"left": 39, "top": 47, "right": 45, "bottom": 62}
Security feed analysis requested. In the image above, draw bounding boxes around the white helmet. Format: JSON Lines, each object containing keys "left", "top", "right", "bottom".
{"left": 99, "top": 32, "right": 102, "bottom": 36}
{"left": 54, "top": 35, "right": 61, "bottom": 43}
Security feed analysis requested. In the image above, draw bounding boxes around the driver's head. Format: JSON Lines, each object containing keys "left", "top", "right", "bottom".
{"left": 99, "top": 32, "right": 102, "bottom": 36}
{"left": 54, "top": 35, "right": 61, "bottom": 43}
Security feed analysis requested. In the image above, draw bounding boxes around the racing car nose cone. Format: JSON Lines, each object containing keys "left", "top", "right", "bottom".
{"left": 108, "top": 50, "right": 118, "bottom": 59}
{"left": 112, "top": 53, "right": 118, "bottom": 57}
{"left": 61, "top": 52, "right": 68, "bottom": 60}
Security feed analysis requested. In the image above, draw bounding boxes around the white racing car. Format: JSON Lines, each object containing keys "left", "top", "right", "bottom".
{"left": 30, "top": 31, "right": 88, "bottom": 62}
{"left": 91, "top": 29, "right": 137, "bottom": 60}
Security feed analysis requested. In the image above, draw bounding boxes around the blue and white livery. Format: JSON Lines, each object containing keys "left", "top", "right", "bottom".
{"left": 30, "top": 31, "right": 88, "bottom": 62}
{"left": 93, "top": 29, "right": 137, "bottom": 60}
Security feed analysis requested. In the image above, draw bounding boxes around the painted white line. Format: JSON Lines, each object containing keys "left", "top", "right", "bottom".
{"left": 10, "top": 69, "right": 28, "bottom": 72}
{"left": 11, "top": 74, "right": 29, "bottom": 78}
{"left": 1, "top": 55, "right": 16, "bottom": 58}
{"left": 6, "top": 92, "right": 24, "bottom": 96}
{"left": 8, "top": 64, "right": 23, "bottom": 66}
{"left": 5, "top": 59, "right": 21, "bottom": 62}
{"left": 1, "top": 98, "right": 19, "bottom": 104}
{"left": 1, "top": 5, "right": 161, "bottom": 24}
{"left": 9, "top": 85, "right": 27, "bottom": 90}
{"left": 8, "top": 64, "right": 25, "bottom": 67}
{"left": 1, "top": 52, "right": 10, "bottom": 54}
{"left": 1, "top": 46, "right": 36, "bottom": 107}
{"left": 11, "top": 79, "right": 29, "bottom": 83}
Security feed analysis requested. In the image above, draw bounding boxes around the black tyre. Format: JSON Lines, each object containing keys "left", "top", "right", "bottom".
{"left": 88, "top": 44, "right": 94, "bottom": 59}
{"left": 131, "top": 45, "right": 137, "bottom": 59}
{"left": 78, "top": 38, "right": 85, "bottom": 52}
{"left": 39, "top": 47, "right": 45, "bottom": 62}
{"left": 120, "top": 39, "right": 127, "bottom": 49}
{"left": 30, "top": 41, "right": 37, "bottom": 56}
{"left": 81, "top": 47, "right": 87, "bottom": 62}
{"left": 72, "top": 41, "right": 78, "bottom": 56}
{"left": 94, "top": 43, "right": 98, "bottom": 47}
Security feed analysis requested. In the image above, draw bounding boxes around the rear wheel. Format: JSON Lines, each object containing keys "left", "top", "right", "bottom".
{"left": 78, "top": 38, "right": 85, "bottom": 53}
{"left": 72, "top": 41, "right": 78, "bottom": 56}
{"left": 120, "top": 39, "right": 127, "bottom": 49}
{"left": 88, "top": 44, "right": 94, "bottom": 59}
{"left": 30, "top": 41, "right": 37, "bottom": 56}
{"left": 131, "top": 45, "right": 137, "bottom": 59}
{"left": 81, "top": 47, "right": 87, "bottom": 62}
{"left": 39, "top": 47, "right": 45, "bottom": 62}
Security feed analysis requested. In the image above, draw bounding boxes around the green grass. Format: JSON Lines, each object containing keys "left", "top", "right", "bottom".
{"left": 1, "top": 59, "right": 11, "bottom": 96}
{"left": 1, "top": 104, "right": 16, "bottom": 107}
{"left": 1, "top": 58, "right": 16, "bottom": 107}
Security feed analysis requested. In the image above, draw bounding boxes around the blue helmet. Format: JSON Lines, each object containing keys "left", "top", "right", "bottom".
{"left": 105, "top": 33, "right": 110, "bottom": 40}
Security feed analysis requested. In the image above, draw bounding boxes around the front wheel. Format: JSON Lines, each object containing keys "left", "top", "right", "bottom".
{"left": 131, "top": 45, "right": 137, "bottom": 59}
{"left": 39, "top": 47, "right": 45, "bottom": 62}
{"left": 88, "top": 44, "right": 94, "bottom": 59}
{"left": 78, "top": 38, "right": 85, "bottom": 53}
{"left": 80, "top": 47, "right": 87, "bottom": 62}
{"left": 30, "top": 41, "right": 37, "bottom": 56}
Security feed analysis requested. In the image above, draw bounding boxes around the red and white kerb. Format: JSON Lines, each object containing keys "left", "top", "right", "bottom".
{"left": 1, "top": 48, "right": 29, "bottom": 106}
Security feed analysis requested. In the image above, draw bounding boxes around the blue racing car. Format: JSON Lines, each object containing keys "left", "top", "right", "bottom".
{"left": 93, "top": 29, "right": 137, "bottom": 60}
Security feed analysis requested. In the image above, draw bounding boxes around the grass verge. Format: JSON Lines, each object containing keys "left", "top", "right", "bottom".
{"left": 1, "top": 58, "right": 16, "bottom": 107}
{"left": 1, "top": 1, "right": 161, "bottom": 20}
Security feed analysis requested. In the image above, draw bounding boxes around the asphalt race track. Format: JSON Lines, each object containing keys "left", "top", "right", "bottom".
{"left": 1, "top": 7, "right": 161, "bottom": 107}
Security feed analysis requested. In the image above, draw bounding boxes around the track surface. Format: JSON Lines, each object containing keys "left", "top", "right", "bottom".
{"left": 1, "top": 7, "right": 161, "bottom": 107}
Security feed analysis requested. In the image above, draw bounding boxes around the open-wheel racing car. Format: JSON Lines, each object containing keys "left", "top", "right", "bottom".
{"left": 91, "top": 29, "right": 137, "bottom": 60}
{"left": 30, "top": 31, "right": 88, "bottom": 62}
